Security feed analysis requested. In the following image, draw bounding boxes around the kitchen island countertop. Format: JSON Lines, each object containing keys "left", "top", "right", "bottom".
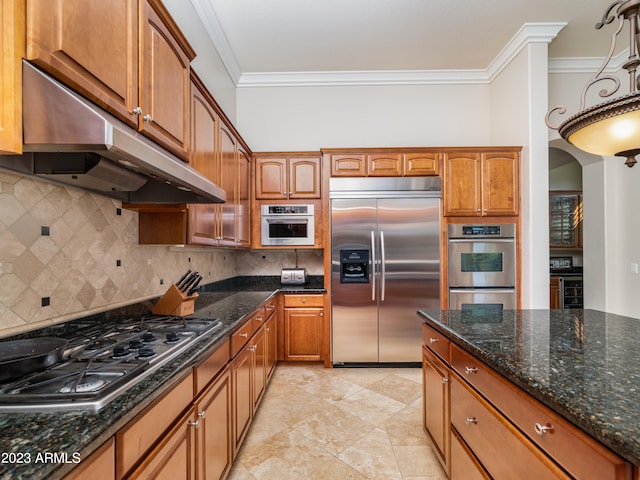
{"left": 0, "top": 276, "right": 325, "bottom": 480}
{"left": 418, "top": 308, "right": 640, "bottom": 467}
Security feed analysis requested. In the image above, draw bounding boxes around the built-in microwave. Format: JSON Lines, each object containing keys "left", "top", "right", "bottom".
{"left": 260, "top": 205, "right": 315, "bottom": 246}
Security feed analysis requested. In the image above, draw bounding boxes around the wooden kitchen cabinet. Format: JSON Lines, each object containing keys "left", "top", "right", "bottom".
{"left": 63, "top": 438, "right": 115, "bottom": 480}
{"left": 422, "top": 323, "right": 451, "bottom": 476}
{"left": 443, "top": 149, "right": 519, "bottom": 216}
{"left": 0, "top": 0, "right": 23, "bottom": 154}
{"left": 449, "top": 343, "right": 632, "bottom": 480}
{"left": 230, "top": 307, "right": 273, "bottom": 456}
{"left": 116, "top": 372, "right": 194, "bottom": 479}
{"left": 450, "top": 428, "right": 489, "bottom": 480}
{"left": 125, "top": 407, "right": 197, "bottom": 480}
{"left": 26, "top": 0, "right": 194, "bottom": 160}
{"left": 328, "top": 150, "right": 439, "bottom": 177}
{"left": 450, "top": 375, "right": 570, "bottom": 480}
{"left": 187, "top": 73, "right": 222, "bottom": 246}
{"left": 550, "top": 276, "right": 560, "bottom": 309}
{"left": 254, "top": 154, "right": 321, "bottom": 200}
{"left": 282, "top": 294, "right": 324, "bottom": 361}
{"left": 367, "top": 153, "right": 403, "bottom": 176}
{"left": 194, "top": 366, "right": 233, "bottom": 480}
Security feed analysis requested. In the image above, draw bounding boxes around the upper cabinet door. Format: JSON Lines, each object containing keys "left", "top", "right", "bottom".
{"left": 140, "top": 0, "right": 193, "bottom": 160}
{"left": 255, "top": 157, "right": 288, "bottom": 200}
{"left": 1, "top": 0, "right": 23, "bottom": 154}
{"left": 289, "top": 157, "right": 321, "bottom": 198}
{"left": 443, "top": 152, "right": 482, "bottom": 216}
{"left": 482, "top": 151, "right": 519, "bottom": 216}
{"left": 187, "top": 76, "right": 220, "bottom": 246}
{"left": 26, "top": 0, "right": 140, "bottom": 127}
{"left": 367, "top": 154, "right": 403, "bottom": 176}
{"left": 405, "top": 152, "right": 439, "bottom": 176}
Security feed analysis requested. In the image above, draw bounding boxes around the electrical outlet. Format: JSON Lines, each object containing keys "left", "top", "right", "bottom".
{"left": 631, "top": 263, "right": 639, "bottom": 274}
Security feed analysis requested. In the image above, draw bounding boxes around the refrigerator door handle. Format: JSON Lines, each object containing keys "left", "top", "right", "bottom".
{"left": 380, "top": 230, "right": 386, "bottom": 302}
{"left": 371, "top": 230, "right": 376, "bottom": 301}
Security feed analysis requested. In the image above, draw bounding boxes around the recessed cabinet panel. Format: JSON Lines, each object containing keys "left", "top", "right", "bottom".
{"left": 141, "top": 0, "right": 191, "bottom": 159}
{"left": 330, "top": 154, "right": 366, "bottom": 176}
{"left": 26, "top": 0, "right": 139, "bottom": 127}
{"left": 367, "top": 154, "right": 403, "bottom": 176}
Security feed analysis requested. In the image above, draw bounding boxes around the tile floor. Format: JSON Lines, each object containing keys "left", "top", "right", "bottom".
{"left": 228, "top": 362, "right": 448, "bottom": 480}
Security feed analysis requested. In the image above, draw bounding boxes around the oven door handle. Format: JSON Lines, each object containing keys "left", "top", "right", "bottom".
{"left": 371, "top": 230, "right": 376, "bottom": 301}
{"left": 266, "top": 218, "right": 308, "bottom": 224}
{"left": 447, "top": 238, "right": 514, "bottom": 243}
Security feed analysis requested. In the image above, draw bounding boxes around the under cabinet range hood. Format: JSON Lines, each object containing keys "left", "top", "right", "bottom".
{"left": 0, "top": 62, "right": 226, "bottom": 204}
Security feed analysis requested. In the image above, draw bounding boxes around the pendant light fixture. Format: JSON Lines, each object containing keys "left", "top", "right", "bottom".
{"left": 546, "top": 0, "right": 640, "bottom": 167}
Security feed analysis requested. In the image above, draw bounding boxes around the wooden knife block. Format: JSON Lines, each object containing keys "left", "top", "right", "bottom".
{"left": 152, "top": 284, "right": 199, "bottom": 316}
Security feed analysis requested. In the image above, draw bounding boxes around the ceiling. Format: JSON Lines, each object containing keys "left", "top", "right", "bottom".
{"left": 194, "top": 0, "right": 627, "bottom": 86}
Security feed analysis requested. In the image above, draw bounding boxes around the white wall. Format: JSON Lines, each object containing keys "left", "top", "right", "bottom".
{"left": 236, "top": 84, "right": 490, "bottom": 151}
{"left": 163, "top": 0, "right": 238, "bottom": 122}
{"left": 548, "top": 72, "right": 640, "bottom": 318}
{"left": 489, "top": 43, "right": 550, "bottom": 308}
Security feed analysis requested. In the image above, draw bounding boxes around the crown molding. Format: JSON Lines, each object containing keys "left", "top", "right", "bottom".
{"left": 193, "top": 8, "right": 568, "bottom": 87}
{"left": 190, "top": 0, "right": 242, "bottom": 84}
{"left": 548, "top": 48, "right": 630, "bottom": 74}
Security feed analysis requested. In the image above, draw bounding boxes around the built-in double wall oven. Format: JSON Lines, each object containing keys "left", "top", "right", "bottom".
{"left": 447, "top": 224, "right": 516, "bottom": 312}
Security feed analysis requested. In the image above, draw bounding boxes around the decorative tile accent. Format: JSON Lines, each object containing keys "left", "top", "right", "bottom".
{"left": 0, "top": 174, "right": 324, "bottom": 337}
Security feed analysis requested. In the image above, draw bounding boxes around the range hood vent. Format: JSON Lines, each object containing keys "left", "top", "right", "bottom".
{"left": 0, "top": 62, "right": 226, "bottom": 204}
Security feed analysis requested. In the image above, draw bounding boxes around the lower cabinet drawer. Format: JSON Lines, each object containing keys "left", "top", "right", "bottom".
{"left": 283, "top": 294, "right": 323, "bottom": 308}
{"left": 450, "top": 375, "right": 571, "bottom": 480}
{"left": 450, "top": 427, "right": 489, "bottom": 480}
{"left": 450, "top": 344, "right": 632, "bottom": 480}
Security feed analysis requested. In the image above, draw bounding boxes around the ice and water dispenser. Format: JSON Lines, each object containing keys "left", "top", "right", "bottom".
{"left": 340, "top": 249, "right": 369, "bottom": 283}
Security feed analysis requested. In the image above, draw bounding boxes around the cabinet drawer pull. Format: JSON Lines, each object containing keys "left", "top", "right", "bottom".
{"left": 255, "top": 317, "right": 263, "bottom": 322}
{"left": 198, "top": 411, "right": 206, "bottom": 419}
{"left": 301, "top": 298, "right": 306, "bottom": 303}
{"left": 239, "top": 333, "right": 248, "bottom": 338}
{"left": 249, "top": 345, "right": 256, "bottom": 352}
{"left": 143, "top": 114, "right": 153, "bottom": 122}
{"left": 465, "top": 417, "right": 478, "bottom": 425}
{"left": 441, "top": 377, "right": 448, "bottom": 384}
{"left": 534, "top": 422, "right": 554, "bottom": 435}
{"left": 464, "top": 366, "right": 478, "bottom": 375}
{"left": 429, "top": 337, "right": 439, "bottom": 343}
{"left": 189, "top": 420, "right": 200, "bottom": 429}
{"left": 132, "top": 107, "right": 142, "bottom": 115}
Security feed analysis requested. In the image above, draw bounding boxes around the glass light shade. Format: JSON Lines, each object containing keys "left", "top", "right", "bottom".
{"left": 558, "top": 91, "right": 640, "bottom": 159}
{"left": 567, "top": 108, "right": 640, "bottom": 156}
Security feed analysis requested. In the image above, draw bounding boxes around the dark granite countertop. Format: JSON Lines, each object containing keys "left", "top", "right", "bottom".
{"left": 418, "top": 309, "right": 640, "bottom": 467}
{"left": 0, "top": 276, "right": 325, "bottom": 480}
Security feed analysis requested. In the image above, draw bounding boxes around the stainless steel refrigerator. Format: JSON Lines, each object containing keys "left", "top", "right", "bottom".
{"left": 330, "top": 177, "right": 441, "bottom": 364}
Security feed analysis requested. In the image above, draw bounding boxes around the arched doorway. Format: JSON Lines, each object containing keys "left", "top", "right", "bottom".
{"left": 548, "top": 147, "right": 583, "bottom": 309}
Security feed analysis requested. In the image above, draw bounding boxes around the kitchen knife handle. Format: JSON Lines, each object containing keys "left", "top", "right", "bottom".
{"left": 176, "top": 269, "right": 191, "bottom": 287}
{"left": 380, "top": 230, "right": 386, "bottom": 302}
{"left": 371, "top": 230, "right": 376, "bottom": 302}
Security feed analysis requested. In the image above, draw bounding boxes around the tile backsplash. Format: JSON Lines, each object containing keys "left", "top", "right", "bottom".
{"left": 0, "top": 172, "right": 323, "bottom": 338}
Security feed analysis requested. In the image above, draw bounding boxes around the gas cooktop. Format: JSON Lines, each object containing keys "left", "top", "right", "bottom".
{"left": 0, "top": 315, "right": 222, "bottom": 412}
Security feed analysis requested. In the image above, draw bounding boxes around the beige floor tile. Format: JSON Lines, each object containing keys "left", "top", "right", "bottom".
{"left": 231, "top": 363, "right": 448, "bottom": 480}
{"left": 384, "top": 405, "right": 431, "bottom": 447}
{"left": 338, "top": 427, "right": 403, "bottom": 480}
{"left": 393, "top": 444, "right": 447, "bottom": 478}
{"left": 329, "top": 385, "right": 407, "bottom": 426}
{"left": 367, "top": 373, "right": 423, "bottom": 405}
{"left": 292, "top": 402, "right": 376, "bottom": 455}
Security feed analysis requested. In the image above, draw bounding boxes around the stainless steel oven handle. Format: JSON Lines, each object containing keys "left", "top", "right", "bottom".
{"left": 449, "top": 288, "right": 516, "bottom": 293}
{"left": 447, "top": 238, "right": 514, "bottom": 243}
{"left": 371, "top": 230, "right": 376, "bottom": 301}
{"left": 266, "top": 218, "right": 308, "bottom": 224}
{"left": 380, "top": 230, "right": 386, "bottom": 302}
